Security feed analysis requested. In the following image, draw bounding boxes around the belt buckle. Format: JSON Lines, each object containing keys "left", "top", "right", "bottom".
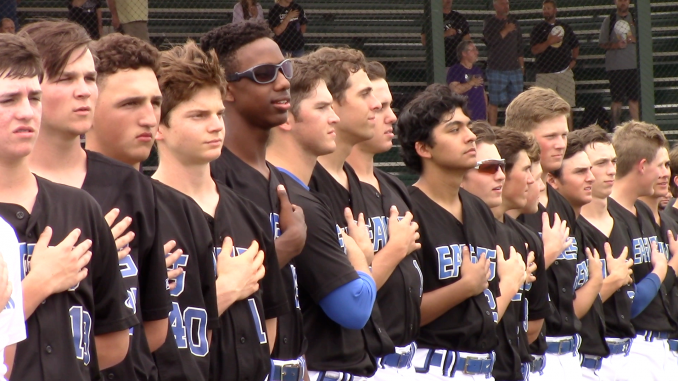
{"left": 462, "top": 356, "right": 481, "bottom": 375}
{"left": 281, "top": 362, "right": 300, "bottom": 377}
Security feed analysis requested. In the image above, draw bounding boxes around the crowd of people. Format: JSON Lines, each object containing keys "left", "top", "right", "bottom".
{"left": 425, "top": 0, "right": 638, "bottom": 128}
{"left": 0, "top": 3, "right": 675, "bottom": 381}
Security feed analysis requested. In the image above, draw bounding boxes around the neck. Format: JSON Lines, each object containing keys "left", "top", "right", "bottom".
{"left": 222, "top": 110, "right": 271, "bottom": 178}
{"left": 580, "top": 196, "right": 609, "bottom": 220}
{"left": 28, "top": 128, "right": 87, "bottom": 186}
{"left": 266, "top": 137, "right": 317, "bottom": 185}
{"left": 317, "top": 138, "right": 353, "bottom": 177}
{"left": 152, "top": 151, "right": 216, "bottom": 200}
{"left": 461, "top": 59, "right": 473, "bottom": 69}
{"left": 0, "top": 157, "right": 38, "bottom": 208}
{"left": 496, "top": 12, "right": 508, "bottom": 20}
{"left": 618, "top": 9, "right": 628, "bottom": 17}
{"left": 414, "top": 165, "right": 465, "bottom": 206}
{"left": 345, "top": 147, "right": 376, "bottom": 183}
{"left": 638, "top": 195, "right": 660, "bottom": 221}
{"left": 85, "top": 133, "right": 140, "bottom": 168}
{"left": 610, "top": 177, "right": 641, "bottom": 213}
{"left": 491, "top": 203, "right": 506, "bottom": 221}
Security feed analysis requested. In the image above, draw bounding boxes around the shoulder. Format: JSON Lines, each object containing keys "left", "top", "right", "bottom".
{"left": 233, "top": 2, "right": 242, "bottom": 10}
{"left": 36, "top": 176, "right": 101, "bottom": 211}
{"left": 87, "top": 150, "right": 150, "bottom": 184}
{"left": 216, "top": 182, "right": 268, "bottom": 221}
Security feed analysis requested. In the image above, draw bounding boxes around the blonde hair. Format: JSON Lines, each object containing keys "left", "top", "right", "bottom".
{"left": 612, "top": 120, "right": 667, "bottom": 178}
{"left": 505, "top": 87, "right": 570, "bottom": 132}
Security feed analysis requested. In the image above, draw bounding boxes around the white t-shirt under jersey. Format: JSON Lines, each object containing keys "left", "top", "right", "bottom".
{"left": 0, "top": 217, "right": 25, "bottom": 380}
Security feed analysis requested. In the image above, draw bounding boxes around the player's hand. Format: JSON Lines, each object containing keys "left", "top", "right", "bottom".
{"left": 585, "top": 247, "right": 603, "bottom": 282}
{"left": 650, "top": 241, "right": 668, "bottom": 273}
{"left": 0, "top": 254, "right": 12, "bottom": 309}
{"left": 497, "top": 246, "right": 526, "bottom": 294}
{"left": 604, "top": 243, "right": 633, "bottom": 286}
{"left": 470, "top": 76, "right": 484, "bottom": 87}
{"left": 617, "top": 39, "right": 627, "bottom": 49}
{"left": 502, "top": 22, "right": 516, "bottom": 34}
{"left": 444, "top": 27, "right": 457, "bottom": 37}
{"left": 547, "top": 33, "right": 563, "bottom": 45}
{"left": 104, "top": 208, "right": 135, "bottom": 260}
{"left": 30, "top": 227, "right": 92, "bottom": 294}
{"left": 217, "top": 238, "right": 265, "bottom": 301}
{"left": 277, "top": 185, "right": 307, "bottom": 259}
{"left": 384, "top": 206, "right": 421, "bottom": 259}
{"left": 460, "top": 246, "right": 490, "bottom": 296}
{"left": 542, "top": 212, "right": 571, "bottom": 264}
{"left": 164, "top": 240, "right": 183, "bottom": 291}
{"left": 344, "top": 208, "right": 374, "bottom": 265}
{"left": 627, "top": 34, "right": 636, "bottom": 44}
{"left": 286, "top": 10, "right": 300, "bottom": 21}
{"left": 526, "top": 250, "right": 537, "bottom": 283}
{"left": 666, "top": 230, "right": 678, "bottom": 272}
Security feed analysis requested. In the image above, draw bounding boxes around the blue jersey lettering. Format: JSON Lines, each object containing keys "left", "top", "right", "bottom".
{"left": 558, "top": 237, "right": 578, "bottom": 260}
{"left": 270, "top": 213, "right": 281, "bottom": 239}
{"left": 69, "top": 306, "right": 92, "bottom": 365}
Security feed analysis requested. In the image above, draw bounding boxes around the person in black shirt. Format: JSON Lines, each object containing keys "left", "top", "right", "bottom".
{"left": 268, "top": 0, "right": 307, "bottom": 57}
{"left": 420, "top": 0, "right": 470, "bottom": 69}
{"left": 345, "top": 61, "right": 423, "bottom": 380}
{"left": 530, "top": 0, "right": 579, "bottom": 126}
{"left": 267, "top": 57, "right": 380, "bottom": 380}
{"left": 68, "top": 0, "right": 102, "bottom": 39}
{"left": 609, "top": 120, "right": 675, "bottom": 380}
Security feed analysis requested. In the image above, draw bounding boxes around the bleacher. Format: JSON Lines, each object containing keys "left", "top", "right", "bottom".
{"left": 16, "top": 0, "right": 678, "bottom": 182}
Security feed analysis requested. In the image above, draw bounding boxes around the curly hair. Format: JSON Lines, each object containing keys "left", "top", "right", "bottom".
{"left": 0, "top": 33, "right": 43, "bottom": 81}
{"left": 157, "top": 40, "right": 226, "bottom": 126}
{"left": 305, "top": 47, "right": 367, "bottom": 104}
{"left": 90, "top": 33, "right": 160, "bottom": 87}
{"left": 398, "top": 83, "right": 469, "bottom": 174}
{"left": 18, "top": 20, "right": 91, "bottom": 80}
{"left": 200, "top": 21, "right": 272, "bottom": 75}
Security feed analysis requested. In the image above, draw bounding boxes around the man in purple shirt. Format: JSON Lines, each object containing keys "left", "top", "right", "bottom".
{"left": 447, "top": 40, "right": 487, "bottom": 121}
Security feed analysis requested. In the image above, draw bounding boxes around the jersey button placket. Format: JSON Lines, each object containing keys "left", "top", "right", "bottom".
{"left": 15, "top": 211, "right": 25, "bottom": 220}
{"left": 45, "top": 345, "right": 52, "bottom": 354}
{"left": 108, "top": 373, "right": 115, "bottom": 380}
{"left": 283, "top": 337, "right": 288, "bottom": 344}
{"left": 240, "top": 337, "right": 246, "bottom": 344}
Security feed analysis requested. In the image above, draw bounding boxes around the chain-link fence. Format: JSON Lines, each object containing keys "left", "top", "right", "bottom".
{"left": 6, "top": 0, "right": 678, "bottom": 182}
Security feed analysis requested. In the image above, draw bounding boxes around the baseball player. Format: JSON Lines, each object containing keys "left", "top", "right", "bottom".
{"left": 608, "top": 121, "right": 675, "bottom": 380}
{"left": 154, "top": 41, "right": 289, "bottom": 381}
{"left": 344, "top": 61, "right": 423, "bottom": 380}
{"left": 573, "top": 126, "right": 637, "bottom": 380}
{"left": 664, "top": 144, "right": 678, "bottom": 361}
{"left": 24, "top": 25, "right": 173, "bottom": 380}
{"left": 267, "top": 56, "right": 380, "bottom": 380}
{"left": 396, "top": 83, "right": 498, "bottom": 380}
{"left": 0, "top": 33, "right": 137, "bottom": 381}
{"left": 0, "top": 217, "right": 25, "bottom": 381}
{"left": 504, "top": 87, "right": 585, "bottom": 380}
{"left": 200, "top": 22, "right": 308, "bottom": 377}
{"left": 460, "top": 123, "right": 534, "bottom": 381}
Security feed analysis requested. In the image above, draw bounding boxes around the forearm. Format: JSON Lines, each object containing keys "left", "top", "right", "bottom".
{"left": 518, "top": 56, "right": 525, "bottom": 69}
{"left": 142, "top": 318, "right": 168, "bottom": 352}
{"left": 265, "top": 318, "right": 277, "bottom": 354}
{"left": 95, "top": 330, "right": 131, "bottom": 369}
{"left": 370, "top": 245, "right": 406, "bottom": 289}
{"left": 599, "top": 276, "right": 624, "bottom": 302}
{"left": 496, "top": 282, "right": 521, "bottom": 321}
{"left": 527, "top": 319, "right": 544, "bottom": 344}
{"left": 107, "top": 0, "right": 118, "bottom": 16}
{"left": 215, "top": 278, "right": 240, "bottom": 315}
{"left": 4, "top": 344, "right": 16, "bottom": 379}
{"left": 420, "top": 279, "right": 475, "bottom": 326}
{"left": 600, "top": 42, "right": 618, "bottom": 50}
{"left": 274, "top": 235, "right": 301, "bottom": 268}
{"left": 300, "top": 24, "right": 306, "bottom": 34}
{"left": 631, "top": 273, "right": 661, "bottom": 318}
{"left": 451, "top": 82, "right": 474, "bottom": 95}
{"left": 21, "top": 274, "right": 53, "bottom": 319}
{"left": 573, "top": 278, "right": 603, "bottom": 319}
{"left": 273, "top": 21, "right": 289, "bottom": 36}
{"left": 572, "top": 46, "right": 580, "bottom": 60}
{"left": 531, "top": 41, "right": 550, "bottom": 55}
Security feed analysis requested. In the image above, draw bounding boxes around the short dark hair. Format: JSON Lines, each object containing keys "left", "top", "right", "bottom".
{"left": 569, "top": 124, "right": 611, "bottom": 149}
{"left": 551, "top": 131, "right": 586, "bottom": 179}
{"left": 289, "top": 57, "right": 325, "bottom": 119}
{"left": 90, "top": 33, "right": 160, "bottom": 87}
{"left": 493, "top": 127, "right": 531, "bottom": 174}
{"left": 469, "top": 121, "right": 496, "bottom": 145}
{"left": 0, "top": 33, "right": 43, "bottom": 81}
{"left": 543, "top": 0, "right": 556, "bottom": 7}
{"left": 398, "top": 83, "right": 469, "bottom": 173}
{"left": 18, "top": 20, "right": 91, "bottom": 80}
{"left": 157, "top": 41, "right": 226, "bottom": 127}
{"left": 200, "top": 21, "right": 273, "bottom": 75}
{"left": 305, "top": 47, "right": 367, "bottom": 103}
{"left": 456, "top": 40, "right": 474, "bottom": 62}
{"left": 366, "top": 61, "right": 386, "bottom": 81}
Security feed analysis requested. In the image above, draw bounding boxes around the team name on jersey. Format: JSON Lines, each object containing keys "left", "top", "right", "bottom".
{"left": 632, "top": 236, "right": 656, "bottom": 265}
{"left": 435, "top": 244, "right": 497, "bottom": 281}
{"left": 366, "top": 215, "right": 389, "bottom": 252}
{"left": 558, "top": 237, "right": 578, "bottom": 261}
{"left": 654, "top": 237, "right": 670, "bottom": 260}
{"left": 270, "top": 212, "right": 281, "bottom": 239}
{"left": 20, "top": 242, "right": 80, "bottom": 291}
{"left": 119, "top": 250, "right": 140, "bottom": 335}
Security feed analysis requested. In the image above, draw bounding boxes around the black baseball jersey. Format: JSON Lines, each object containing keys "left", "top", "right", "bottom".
{"left": 208, "top": 181, "right": 289, "bottom": 381}
{"left": 211, "top": 147, "right": 305, "bottom": 360}
{"left": 493, "top": 219, "right": 530, "bottom": 380}
{"left": 151, "top": 181, "right": 219, "bottom": 381}
{"left": 2, "top": 176, "right": 137, "bottom": 381}
{"left": 608, "top": 198, "right": 676, "bottom": 332}
{"left": 648, "top": 203, "right": 678, "bottom": 330}
{"left": 359, "top": 169, "right": 423, "bottom": 347}
{"left": 409, "top": 186, "right": 499, "bottom": 353}
{"left": 82, "top": 150, "right": 172, "bottom": 381}
{"left": 578, "top": 214, "right": 635, "bottom": 340}
{"left": 279, "top": 172, "right": 376, "bottom": 376}
{"left": 504, "top": 215, "right": 550, "bottom": 357}
{"left": 309, "top": 163, "right": 394, "bottom": 358}
{"left": 518, "top": 185, "right": 583, "bottom": 337}
{"left": 659, "top": 200, "right": 678, "bottom": 339}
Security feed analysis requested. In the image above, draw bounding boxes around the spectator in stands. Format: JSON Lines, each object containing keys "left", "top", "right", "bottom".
{"left": 268, "top": 0, "right": 307, "bottom": 58}
{"left": 233, "top": 0, "right": 264, "bottom": 24}
{"left": 420, "top": 0, "right": 470, "bottom": 70}
{"left": 0, "top": 17, "right": 14, "bottom": 33}
{"left": 107, "top": 0, "right": 150, "bottom": 42}
{"left": 483, "top": 0, "right": 524, "bottom": 126}
{"left": 530, "top": 0, "right": 579, "bottom": 128}
{"left": 447, "top": 40, "right": 487, "bottom": 121}
{"left": 599, "top": 0, "right": 638, "bottom": 127}
{"left": 0, "top": 0, "right": 17, "bottom": 32}
{"left": 68, "top": 0, "right": 103, "bottom": 39}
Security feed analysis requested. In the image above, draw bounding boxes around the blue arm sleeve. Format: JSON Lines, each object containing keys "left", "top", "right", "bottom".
{"left": 630, "top": 273, "right": 661, "bottom": 318}
{"left": 318, "top": 271, "right": 377, "bottom": 330}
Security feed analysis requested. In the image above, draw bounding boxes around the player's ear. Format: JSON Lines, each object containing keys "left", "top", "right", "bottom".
{"left": 673, "top": 175, "right": 678, "bottom": 191}
{"left": 224, "top": 81, "right": 236, "bottom": 103}
{"left": 637, "top": 158, "right": 648, "bottom": 175}
{"left": 155, "top": 123, "right": 168, "bottom": 141}
{"left": 414, "top": 141, "right": 432, "bottom": 160}
{"left": 546, "top": 172, "right": 558, "bottom": 189}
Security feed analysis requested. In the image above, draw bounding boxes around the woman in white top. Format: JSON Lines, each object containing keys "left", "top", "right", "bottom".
{"left": 232, "top": 0, "right": 264, "bottom": 23}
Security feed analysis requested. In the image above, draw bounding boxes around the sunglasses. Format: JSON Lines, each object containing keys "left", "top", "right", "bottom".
{"left": 474, "top": 159, "right": 506, "bottom": 174}
{"left": 226, "top": 59, "right": 293, "bottom": 84}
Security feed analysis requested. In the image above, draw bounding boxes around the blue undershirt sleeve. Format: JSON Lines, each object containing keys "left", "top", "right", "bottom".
{"left": 318, "top": 271, "right": 377, "bottom": 330}
{"left": 630, "top": 273, "right": 661, "bottom": 318}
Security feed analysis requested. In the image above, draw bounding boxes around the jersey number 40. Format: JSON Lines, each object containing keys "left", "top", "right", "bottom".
{"left": 170, "top": 302, "right": 209, "bottom": 357}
